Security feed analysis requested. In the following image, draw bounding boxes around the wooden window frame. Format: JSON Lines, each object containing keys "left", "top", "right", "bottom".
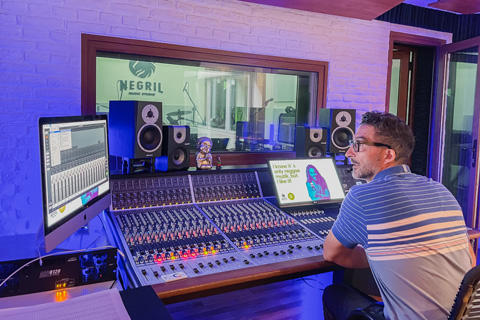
{"left": 81, "top": 34, "right": 328, "bottom": 166}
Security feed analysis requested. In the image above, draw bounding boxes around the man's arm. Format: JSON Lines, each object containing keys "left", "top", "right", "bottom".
{"left": 323, "top": 231, "right": 370, "bottom": 269}
{"left": 469, "top": 242, "right": 476, "bottom": 268}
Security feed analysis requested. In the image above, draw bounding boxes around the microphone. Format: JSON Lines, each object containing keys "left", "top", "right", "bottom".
{"left": 263, "top": 98, "right": 274, "bottom": 107}
{"left": 183, "top": 82, "right": 188, "bottom": 92}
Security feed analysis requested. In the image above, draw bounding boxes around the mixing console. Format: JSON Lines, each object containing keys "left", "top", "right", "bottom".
{"left": 108, "top": 170, "right": 339, "bottom": 287}
{"left": 112, "top": 204, "right": 249, "bottom": 286}
{"left": 198, "top": 199, "right": 324, "bottom": 266}
{"left": 191, "top": 171, "right": 261, "bottom": 202}
{"left": 115, "top": 205, "right": 233, "bottom": 265}
{"left": 111, "top": 175, "right": 192, "bottom": 210}
{"left": 282, "top": 206, "right": 339, "bottom": 238}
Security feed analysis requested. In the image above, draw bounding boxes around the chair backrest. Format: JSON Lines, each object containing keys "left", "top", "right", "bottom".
{"left": 449, "top": 265, "right": 480, "bottom": 320}
{"left": 347, "top": 302, "right": 385, "bottom": 320}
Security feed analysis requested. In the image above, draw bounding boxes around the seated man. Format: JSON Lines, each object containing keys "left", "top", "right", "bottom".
{"left": 323, "top": 111, "right": 475, "bottom": 320}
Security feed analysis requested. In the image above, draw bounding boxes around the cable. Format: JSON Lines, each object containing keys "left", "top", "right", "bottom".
{"left": 109, "top": 278, "right": 118, "bottom": 289}
{"left": 293, "top": 276, "right": 326, "bottom": 291}
{"left": 36, "top": 238, "right": 45, "bottom": 267}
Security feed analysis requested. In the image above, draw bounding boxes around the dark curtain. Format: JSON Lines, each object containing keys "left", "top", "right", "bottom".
{"left": 376, "top": 4, "right": 480, "bottom": 42}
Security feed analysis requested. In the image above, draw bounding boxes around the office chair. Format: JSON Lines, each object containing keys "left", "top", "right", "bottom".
{"left": 346, "top": 302, "right": 385, "bottom": 320}
{"left": 346, "top": 265, "right": 480, "bottom": 320}
{"left": 448, "top": 265, "right": 480, "bottom": 320}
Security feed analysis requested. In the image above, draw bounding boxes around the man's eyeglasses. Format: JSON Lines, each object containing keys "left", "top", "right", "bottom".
{"left": 348, "top": 140, "right": 393, "bottom": 152}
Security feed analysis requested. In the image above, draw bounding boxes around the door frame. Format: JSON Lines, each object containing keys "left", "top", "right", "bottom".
{"left": 431, "top": 36, "right": 480, "bottom": 228}
{"left": 387, "top": 32, "right": 446, "bottom": 175}
{"left": 386, "top": 31, "right": 447, "bottom": 114}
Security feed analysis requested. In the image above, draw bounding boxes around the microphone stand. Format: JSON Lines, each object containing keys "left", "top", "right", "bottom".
{"left": 249, "top": 98, "right": 273, "bottom": 120}
{"left": 184, "top": 87, "right": 205, "bottom": 126}
{"left": 248, "top": 99, "right": 273, "bottom": 140}
{"left": 249, "top": 106, "right": 267, "bottom": 121}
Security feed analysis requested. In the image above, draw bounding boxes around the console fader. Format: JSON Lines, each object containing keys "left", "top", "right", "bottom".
{"left": 199, "top": 200, "right": 324, "bottom": 266}
{"left": 281, "top": 206, "right": 339, "bottom": 238}
{"left": 108, "top": 170, "right": 336, "bottom": 287}
{"left": 113, "top": 205, "right": 249, "bottom": 286}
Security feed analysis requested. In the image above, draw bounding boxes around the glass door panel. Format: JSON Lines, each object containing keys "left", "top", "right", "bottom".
{"left": 441, "top": 45, "right": 479, "bottom": 226}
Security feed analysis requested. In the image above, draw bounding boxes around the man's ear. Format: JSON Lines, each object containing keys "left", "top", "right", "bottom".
{"left": 384, "top": 148, "right": 397, "bottom": 164}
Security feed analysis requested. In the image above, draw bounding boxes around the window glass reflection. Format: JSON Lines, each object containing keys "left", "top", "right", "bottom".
{"left": 96, "top": 54, "right": 315, "bottom": 153}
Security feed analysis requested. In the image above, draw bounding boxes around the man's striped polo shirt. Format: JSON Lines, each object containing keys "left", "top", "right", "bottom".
{"left": 331, "top": 165, "right": 472, "bottom": 319}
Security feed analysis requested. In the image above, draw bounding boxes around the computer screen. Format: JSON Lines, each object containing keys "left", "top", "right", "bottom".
{"left": 39, "top": 115, "right": 111, "bottom": 252}
{"left": 268, "top": 158, "right": 345, "bottom": 207}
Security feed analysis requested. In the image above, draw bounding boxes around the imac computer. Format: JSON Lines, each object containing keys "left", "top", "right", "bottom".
{"left": 39, "top": 115, "right": 112, "bottom": 253}
{"left": 268, "top": 158, "right": 345, "bottom": 208}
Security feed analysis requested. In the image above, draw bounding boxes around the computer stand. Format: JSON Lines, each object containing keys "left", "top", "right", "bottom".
{"left": 35, "top": 213, "right": 109, "bottom": 256}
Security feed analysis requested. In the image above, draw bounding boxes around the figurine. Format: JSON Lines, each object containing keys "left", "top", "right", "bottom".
{"left": 216, "top": 155, "right": 222, "bottom": 170}
{"left": 195, "top": 137, "right": 213, "bottom": 170}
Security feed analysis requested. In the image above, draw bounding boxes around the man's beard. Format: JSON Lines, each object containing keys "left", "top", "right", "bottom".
{"left": 351, "top": 161, "right": 376, "bottom": 181}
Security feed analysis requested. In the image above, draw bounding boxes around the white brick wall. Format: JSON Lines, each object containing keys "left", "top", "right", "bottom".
{"left": 0, "top": 0, "right": 451, "bottom": 236}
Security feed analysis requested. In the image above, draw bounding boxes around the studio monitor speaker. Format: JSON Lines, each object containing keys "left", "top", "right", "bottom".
{"left": 109, "top": 101, "right": 163, "bottom": 158}
{"left": 155, "top": 125, "right": 190, "bottom": 171}
{"left": 319, "top": 108, "right": 355, "bottom": 154}
{"left": 296, "top": 126, "right": 328, "bottom": 158}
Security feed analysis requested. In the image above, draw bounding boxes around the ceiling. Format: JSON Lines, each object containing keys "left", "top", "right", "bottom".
{"left": 406, "top": 0, "right": 480, "bottom": 14}
{"left": 239, "top": 0, "right": 480, "bottom": 20}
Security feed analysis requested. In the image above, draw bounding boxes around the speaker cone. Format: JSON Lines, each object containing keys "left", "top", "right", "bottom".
{"left": 310, "top": 129, "right": 324, "bottom": 143}
{"left": 172, "top": 148, "right": 187, "bottom": 166}
{"left": 173, "top": 127, "right": 187, "bottom": 144}
{"left": 138, "top": 124, "right": 162, "bottom": 152}
{"left": 331, "top": 127, "right": 353, "bottom": 150}
{"left": 308, "top": 146, "right": 324, "bottom": 158}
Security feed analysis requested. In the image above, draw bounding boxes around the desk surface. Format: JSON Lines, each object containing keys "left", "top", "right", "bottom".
{"left": 468, "top": 228, "right": 480, "bottom": 240}
{"left": 153, "top": 255, "right": 338, "bottom": 304}
{"left": 153, "top": 229, "right": 480, "bottom": 304}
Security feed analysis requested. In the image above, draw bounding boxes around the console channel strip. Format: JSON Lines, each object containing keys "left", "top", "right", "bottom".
{"left": 191, "top": 171, "right": 262, "bottom": 202}
{"left": 281, "top": 206, "right": 339, "bottom": 238}
{"left": 111, "top": 205, "right": 249, "bottom": 286}
{"left": 198, "top": 199, "right": 325, "bottom": 266}
{"left": 110, "top": 175, "right": 192, "bottom": 210}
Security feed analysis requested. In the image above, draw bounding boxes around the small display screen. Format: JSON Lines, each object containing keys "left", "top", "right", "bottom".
{"left": 268, "top": 158, "right": 345, "bottom": 207}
